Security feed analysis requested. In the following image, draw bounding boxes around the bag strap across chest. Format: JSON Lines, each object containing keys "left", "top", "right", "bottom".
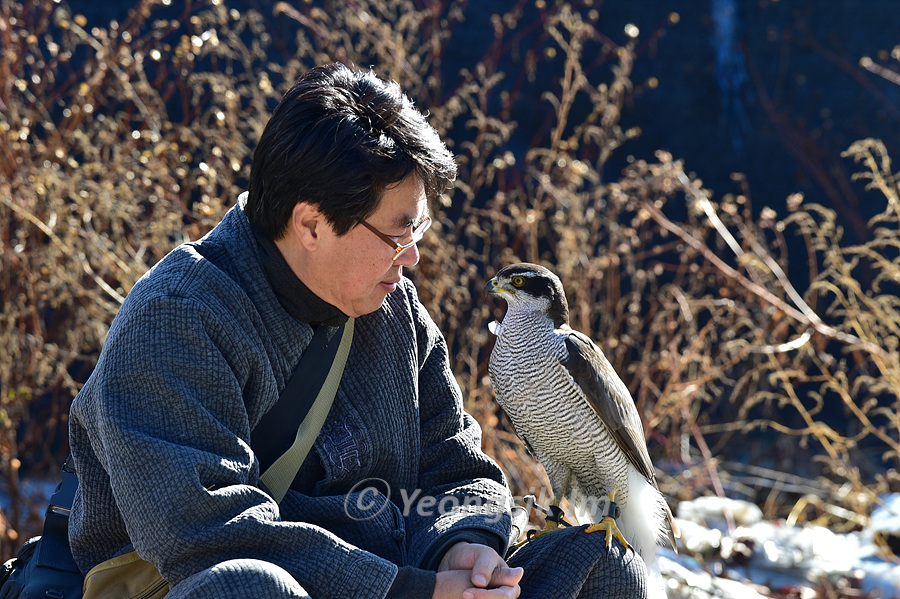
{"left": 254, "top": 318, "right": 354, "bottom": 502}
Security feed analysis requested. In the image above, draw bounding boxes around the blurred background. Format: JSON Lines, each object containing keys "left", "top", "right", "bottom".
{"left": 2, "top": 0, "right": 899, "bottom": 594}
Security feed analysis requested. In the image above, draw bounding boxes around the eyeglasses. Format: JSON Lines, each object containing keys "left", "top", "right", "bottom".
{"left": 359, "top": 215, "right": 432, "bottom": 261}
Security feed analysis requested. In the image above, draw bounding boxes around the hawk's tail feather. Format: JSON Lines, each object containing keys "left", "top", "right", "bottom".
{"left": 621, "top": 467, "right": 671, "bottom": 599}
{"left": 663, "top": 500, "right": 680, "bottom": 551}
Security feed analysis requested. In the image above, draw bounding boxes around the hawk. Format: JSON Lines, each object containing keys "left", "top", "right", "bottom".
{"left": 485, "top": 262, "right": 677, "bottom": 598}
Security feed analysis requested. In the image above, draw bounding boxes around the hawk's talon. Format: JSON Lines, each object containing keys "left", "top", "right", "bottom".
{"left": 583, "top": 516, "right": 630, "bottom": 554}
{"left": 519, "top": 517, "right": 559, "bottom": 545}
{"left": 516, "top": 504, "right": 572, "bottom": 547}
{"left": 573, "top": 523, "right": 592, "bottom": 539}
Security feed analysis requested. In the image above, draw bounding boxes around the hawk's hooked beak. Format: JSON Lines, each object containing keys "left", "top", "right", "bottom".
{"left": 485, "top": 277, "right": 508, "bottom": 336}
{"left": 484, "top": 277, "right": 512, "bottom": 296}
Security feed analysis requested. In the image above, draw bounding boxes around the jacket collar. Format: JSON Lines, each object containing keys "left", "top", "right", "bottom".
{"left": 251, "top": 225, "right": 349, "bottom": 328}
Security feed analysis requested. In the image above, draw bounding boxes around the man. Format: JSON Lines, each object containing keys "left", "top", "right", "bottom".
{"left": 69, "top": 62, "right": 646, "bottom": 598}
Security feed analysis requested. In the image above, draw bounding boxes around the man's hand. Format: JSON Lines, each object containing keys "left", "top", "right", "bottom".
{"left": 433, "top": 542, "right": 523, "bottom": 599}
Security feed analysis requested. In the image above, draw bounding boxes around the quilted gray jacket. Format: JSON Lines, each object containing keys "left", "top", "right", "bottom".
{"left": 68, "top": 195, "right": 512, "bottom": 598}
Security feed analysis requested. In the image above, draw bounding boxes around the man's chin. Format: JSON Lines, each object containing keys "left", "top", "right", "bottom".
{"left": 347, "top": 290, "right": 392, "bottom": 318}
{"left": 379, "top": 281, "right": 398, "bottom": 294}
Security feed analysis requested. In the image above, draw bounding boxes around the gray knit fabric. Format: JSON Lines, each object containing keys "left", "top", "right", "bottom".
{"left": 68, "top": 196, "right": 512, "bottom": 599}
{"left": 166, "top": 559, "right": 310, "bottom": 599}
{"left": 506, "top": 525, "right": 648, "bottom": 599}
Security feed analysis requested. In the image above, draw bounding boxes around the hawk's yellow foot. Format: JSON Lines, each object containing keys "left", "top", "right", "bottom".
{"left": 518, "top": 503, "right": 567, "bottom": 547}
{"left": 582, "top": 493, "right": 629, "bottom": 551}
{"left": 583, "top": 517, "right": 629, "bottom": 551}
{"left": 521, "top": 518, "right": 559, "bottom": 544}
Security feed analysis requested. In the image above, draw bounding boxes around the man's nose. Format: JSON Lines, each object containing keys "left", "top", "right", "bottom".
{"left": 395, "top": 241, "right": 420, "bottom": 266}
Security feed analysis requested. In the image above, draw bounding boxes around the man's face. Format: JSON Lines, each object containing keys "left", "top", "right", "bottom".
{"left": 313, "top": 175, "right": 428, "bottom": 317}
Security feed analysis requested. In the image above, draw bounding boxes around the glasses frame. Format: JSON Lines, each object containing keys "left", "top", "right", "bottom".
{"left": 359, "top": 215, "right": 432, "bottom": 261}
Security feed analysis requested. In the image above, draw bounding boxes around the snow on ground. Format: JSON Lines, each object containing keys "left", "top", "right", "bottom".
{"left": 663, "top": 495, "right": 900, "bottom": 598}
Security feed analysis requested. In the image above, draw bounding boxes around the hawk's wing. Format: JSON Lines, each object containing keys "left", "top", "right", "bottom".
{"left": 561, "top": 330, "right": 658, "bottom": 486}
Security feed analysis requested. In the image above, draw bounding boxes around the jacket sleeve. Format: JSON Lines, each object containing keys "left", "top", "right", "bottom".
{"left": 69, "top": 290, "right": 398, "bottom": 599}
{"left": 401, "top": 283, "right": 514, "bottom": 568}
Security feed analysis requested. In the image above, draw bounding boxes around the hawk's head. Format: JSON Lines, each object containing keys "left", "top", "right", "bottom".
{"left": 485, "top": 262, "right": 569, "bottom": 328}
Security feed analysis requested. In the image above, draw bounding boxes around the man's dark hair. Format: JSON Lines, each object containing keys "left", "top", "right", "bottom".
{"left": 247, "top": 62, "right": 457, "bottom": 239}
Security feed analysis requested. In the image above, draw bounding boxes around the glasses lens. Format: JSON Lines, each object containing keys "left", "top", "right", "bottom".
{"left": 390, "top": 217, "right": 431, "bottom": 260}
{"left": 395, "top": 216, "right": 431, "bottom": 247}
{"left": 411, "top": 216, "right": 431, "bottom": 242}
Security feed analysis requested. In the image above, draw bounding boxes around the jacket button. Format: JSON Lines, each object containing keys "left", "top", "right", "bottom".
{"left": 392, "top": 529, "right": 405, "bottom": 541}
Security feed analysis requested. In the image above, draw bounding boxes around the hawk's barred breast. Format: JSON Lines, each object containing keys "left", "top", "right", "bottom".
{"left": 488, "top": 310, "right": 630, "bottom": 507}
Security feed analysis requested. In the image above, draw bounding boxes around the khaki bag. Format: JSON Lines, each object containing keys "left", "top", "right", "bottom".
{"left": 82, "top": 551, "right": 167, "bottom": 599}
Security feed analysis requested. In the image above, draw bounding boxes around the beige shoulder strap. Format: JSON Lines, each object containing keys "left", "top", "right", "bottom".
{"left": 260, "top": 318, "right": 354, "bottom": 503}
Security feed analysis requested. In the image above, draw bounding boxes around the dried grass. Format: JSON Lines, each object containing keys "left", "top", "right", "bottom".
{"left": 2, "top": 0, "right": 898, "bottom": 575}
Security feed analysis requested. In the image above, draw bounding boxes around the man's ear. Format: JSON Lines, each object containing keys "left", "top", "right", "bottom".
{"left": 290, "top": 202, "right": 323, "bottom": 250}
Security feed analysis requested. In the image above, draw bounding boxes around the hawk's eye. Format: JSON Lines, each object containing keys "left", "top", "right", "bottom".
{"left": 511, "top": 276, "right": 525, "bottom": 287}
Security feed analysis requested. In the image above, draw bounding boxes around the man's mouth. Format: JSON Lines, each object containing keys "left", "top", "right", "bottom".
{"left": 380, "top": 276, "right": 401, "bottom": 292}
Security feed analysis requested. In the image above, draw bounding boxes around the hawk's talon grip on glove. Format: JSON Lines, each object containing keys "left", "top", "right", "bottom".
{"left": 518, "top": 500, "right": 573, "bottom": 546}
{"left": 577, "top": 493, "right": 630, "bottom": 555}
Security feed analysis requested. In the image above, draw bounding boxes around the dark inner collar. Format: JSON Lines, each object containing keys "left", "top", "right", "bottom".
{"left": 252, "top": 226, "right": 349, "bottom": 328}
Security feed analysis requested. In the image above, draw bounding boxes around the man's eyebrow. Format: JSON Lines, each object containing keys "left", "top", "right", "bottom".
{"left": 392, "top": 210, "right": 429, "bottom": 229}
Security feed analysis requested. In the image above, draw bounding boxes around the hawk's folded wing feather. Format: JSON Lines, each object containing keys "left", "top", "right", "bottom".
{"left": 561, "top": 331, "right": 659, "bottom": 487}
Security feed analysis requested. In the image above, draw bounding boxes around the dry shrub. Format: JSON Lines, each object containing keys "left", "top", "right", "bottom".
{"left": 2, "top": 0, "right": 898, "bottom": 561}
{"left": 1, "top": 0, "right": 274, "bottom": 552}
{"left": 615, "top": 146, "right": 900, "bottom": 531}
